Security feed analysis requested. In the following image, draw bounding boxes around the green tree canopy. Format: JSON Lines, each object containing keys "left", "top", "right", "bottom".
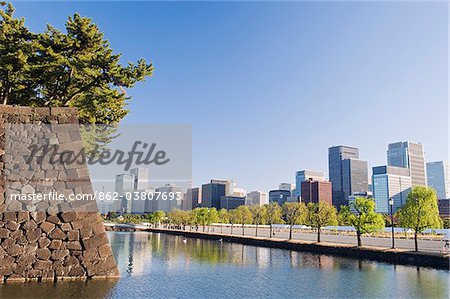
{"left": 337, "top": 205, "right": 352, "bottom": 226}
{"left": 346, "top": 197, "right": 385, "bottom": 246}
{"left": 151, "top": 210, "right": 165, "bottom": 227}
{"left": 206, "top": 208, "right": 219, "bottom": 232}
{"left": 282, "top": 202, "right": 306, "bottom": 240}
{"left": 249, "top": 205, "right": 267, "bottom": 237}
{"left": 396, "top": 186, "right": 442, "bottom": 251}
{"left": 0, "top": 3, "right": 153, "bottom": 124}
{"left": 305, "top": 202, "right": 337, "bottom": 242}
{"left": 235, "top": 205, "right": 253, "bottom": 236}
{"left": 193, "top": 207, "right": 210, "bottom": 232}
{"left": 265, "top": 202, "right": 283, "bottom": 238}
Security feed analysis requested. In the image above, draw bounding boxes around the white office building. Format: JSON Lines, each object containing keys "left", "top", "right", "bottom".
{"left": 246, "top": 191, "right": 268, "bottom": 206}
{"left": 387, "top": 141, "right": 427, "bottom": 187}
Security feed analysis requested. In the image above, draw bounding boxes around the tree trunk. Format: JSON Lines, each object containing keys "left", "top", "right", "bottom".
{"left": 357, "top": 231, "right": 362, "bottom": 246}
{"left": 221, "top": 225, "right": 223, "bottom": 234}
{"left": 414, "top": 232, "right": 418, "bottom": 252}
{"left": 203, "top": 225, "right": 205, "bottom": 232}
{"left": 317, "top": 227, "right": 321, "bottom": 243}
{"left": 255, "top": 224, "right": 258, "bottom": 237}
{"left": 270, "top": 224, "right": 273, "bottom": 238}
{"left": 231, "top": 224, "right": 233, "bottom": 235}
{"left": 242, "top": 224, "right": 245, "bottom": 236}
{"left": 289, "top": 225, "right": 293, "bottom": 240}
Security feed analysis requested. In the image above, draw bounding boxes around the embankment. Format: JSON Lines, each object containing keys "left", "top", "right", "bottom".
{"left": 105, "top": 224, "right": 449, "bottom": 271}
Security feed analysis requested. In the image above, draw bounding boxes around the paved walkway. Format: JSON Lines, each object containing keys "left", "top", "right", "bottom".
{"left": 105, "top": 223, "right": 448, "bottom": 254}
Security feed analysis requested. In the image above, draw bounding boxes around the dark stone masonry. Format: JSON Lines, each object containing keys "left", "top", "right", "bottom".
{"left": 0, "top": 105, "right": 119, "bottom": 282}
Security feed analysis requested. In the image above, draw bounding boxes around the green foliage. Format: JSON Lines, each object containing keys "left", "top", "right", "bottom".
{"left": 0, "top": 3, "right": 153, "bottom": 124}
{"left": 249, "top": 205, "right": 267, "bottom": 225}
{"left": 235, "top": 205, "right": 253, "bottom": 225}
{"left": 347, "top": 197, "right": 385, "bottom": 246}
{"left": 152, "top": 210, "right": 166, "bottom": 226}
{"left": 397, "top": 186, "right": 442, "bottom": 233}
{"left": 265, "top": 202, "right": 283, "bottom": 225}
{"left": 337, "top": 205, "right": 352, "bottom": 226}
{"left": 282, "top": 202, "right": 306, "bottom": 240}
{"left": 192, "top": 207, "right": 210, "bottom": 230}
{"left": 305, "top": 203, "right": 337, "bottom": 229}
{"left": 396, "top": 186, "right": 442, "bottom": 251}
{"left": 207, "top": 208, "right": 219, "bottom": 226}
{"left": 282, "top": 202, "right": 306, "bottom": 226}
{"left": 228, "top": 209, "right": 240, "bottom": 225}
{"left": 218, "top": 208, "right": 230, "bottom": 224}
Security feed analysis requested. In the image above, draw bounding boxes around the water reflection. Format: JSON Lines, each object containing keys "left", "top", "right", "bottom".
{"left": 0, "top": 232, "right": 448, "bottom": 299}
{"left": 0, "top": 279, "right": 118, "bottom": 298}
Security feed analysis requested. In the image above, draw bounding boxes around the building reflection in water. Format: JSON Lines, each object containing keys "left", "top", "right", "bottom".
{"left": 109, "top": 231, "right": 388, "bottom": 275}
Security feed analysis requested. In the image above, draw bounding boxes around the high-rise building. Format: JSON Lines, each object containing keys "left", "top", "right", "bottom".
{"left": 184, "top": 187, "right": 201, "bottom": 210}
{"left": 372, "top": 166, "right": 412, "bottom": 213}
{"left": 268, "top": 189, "right": 291, "bottom": 206}
{"left": 114, "top": 174, "right": 135, "bottom": 212}
{"left": 246, "top": 191, "right": 268, "bottom": 206}
{"left": 342, "top": 158, "right": 368, "bottom": 201}
{"left": 295, "top": 170, "right": 325, "bottom": 197}
{"left": 328, "top": 145, "right": 367, "bottom": 208}
{"left": 427, "top": 161, "right": 449, "bottom": 199}
{"left": 387, "top": 141, "right": 427, "bottom": 187}
{"left": 130, "top": 167, "right": 150, "bottom": 190}
{"left": 201, "top": 180, "right": 227, "bottom": 209}
{"left": 300, "top": 179, "right": 332, "bottom": 205}
{"left": 151, "top": 184, "right": 182, "bottom": 212}
{"left": 220, "top": 196, "right": 246, "bottom": 210}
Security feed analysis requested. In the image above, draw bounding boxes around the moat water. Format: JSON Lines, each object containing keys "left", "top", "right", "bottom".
{"left": 0, "top": 231, "right": 448, "bottom": 298}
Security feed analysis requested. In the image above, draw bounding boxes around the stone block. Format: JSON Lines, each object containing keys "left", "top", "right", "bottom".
{"left": 34, "top": 260, "right": 52, "bottom": 271}
{"left": 49, "top": 228, "right": 66, "bottom": 240}
{"left": 51, "top": 249, "right": 69, "bottom": 260}
{"left": 40, "top": 221, "right": 55, "bottom": 234}
{"left": 26, "top": 228, "right": 42, "bottom": 243}
{"left": 82, "top": 233, "right": 109, "bottom": 250}
{"left": 49, "top": 239, "right": 62, "bottom": 250}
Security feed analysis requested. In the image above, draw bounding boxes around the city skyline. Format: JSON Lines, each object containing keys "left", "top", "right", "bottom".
{"left": 12, "top": 2, "right": 448, "bottom": 193}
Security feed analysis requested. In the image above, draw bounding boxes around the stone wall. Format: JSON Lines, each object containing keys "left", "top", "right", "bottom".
{"left": 0, "top": 105, "right": 119, "bottom": 282}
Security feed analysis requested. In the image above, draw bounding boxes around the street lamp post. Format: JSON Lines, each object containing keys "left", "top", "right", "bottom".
{"left": 389, "top": 198, "right": 395, "bottom": 249}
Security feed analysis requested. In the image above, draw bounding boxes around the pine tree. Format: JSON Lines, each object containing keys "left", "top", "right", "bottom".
{"left": 0, "top": 3, "right": 153, "bottom": 124}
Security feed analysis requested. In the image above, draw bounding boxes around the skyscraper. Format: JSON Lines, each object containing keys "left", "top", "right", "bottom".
{"left": 151, "top": 184, "right": 182, "bottom": 212}
{"left": 387, "top": 141, "right": 427, "bottom": 187}
{"left": 184, "top": 187, "right": 201, "bottom": 210}
{"left": 301, "top": 179, "right": 332, "bottom": 205}
{"left": 427, "top": 161, "right": 449, "bottom": 199}
{"left": 372, "top": 165, "right": 412, "bottom": 213}
{"left": 328, "top": 145, "right": 367, "bottom": 208}
{"left": 342, "top": 158, "right": 368, "bottom": 200}
{"left": 295, "top": 170, "right": 325, "bottom": 198}
{"left": 201, "top": 180, "right": 227, "bottom": 209}
{"left": 130, "top": 167, "right": 150, "bottom": 190}
{"left": 114, "top": 173, "right": 134, "bottom": 212}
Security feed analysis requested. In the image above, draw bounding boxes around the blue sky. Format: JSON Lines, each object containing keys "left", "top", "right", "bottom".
{"left": 12, "top": 1, "right": 448, "bottom": 192}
